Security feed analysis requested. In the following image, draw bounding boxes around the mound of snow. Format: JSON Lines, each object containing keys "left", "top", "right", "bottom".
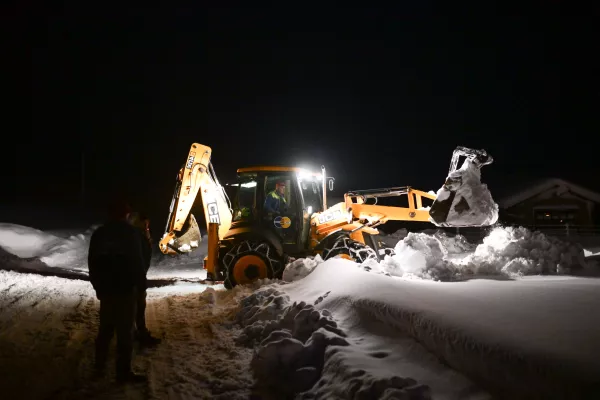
{"left": 377, "top": 226, "right": 587, "bottom": 281}
{"left": 262, "top": 258, "right": 600, "bottom": 399}
{"left": 0, "top": 223, "right": 62, "bottom": 258}
{"left": 39, "top": 226, "right": 98, "bottom": 271}
{"left": 282, "top": 255, "right": 323, "bottom": 282}
{"left": 0, "top": 223, "right": 98, "bottom": 271}
{"left": 236, "top": 286, "right": 431, "bottom": 399}
{"left": 433, "top": 230, "right": 476, "bottom": 255}
{"left": 432, "top": 159, "right": 498, "bottom": 227}
{"left": 467, "top": 226, "right": 587, "bottom": 276}
{"left": 382, "top": 233, "right": 457, "bottom": 281}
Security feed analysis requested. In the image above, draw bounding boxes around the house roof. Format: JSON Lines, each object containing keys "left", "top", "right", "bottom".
{"left": 498, "top": 178, "right": 600, "bottom": 209}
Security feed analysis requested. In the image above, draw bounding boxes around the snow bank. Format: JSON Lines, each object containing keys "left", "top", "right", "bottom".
{"left": 264, "top": 258, "right": 600, "bottom": 399}
{"left": 467, "top": 226, "right": 587, "bottom": 276}
{"left": 0, "top": 223, "right": 62, "bottom": 258}
{"left": 379, "top": 226, "right": 586, "bottom": 281}
{"left": 236, "top": 286, "right": 433, "bottom": 399}
{"left": 0, "top": 223, "right": 97, "bottom": 271}
{"left": 432, "top": 159, "right": 498, "bottom": 227}
{"left": 39, "top": 226, "right": 98, "bottom": 271}
{"left": 282, "top": 255, "right": 324, "bottom": 282}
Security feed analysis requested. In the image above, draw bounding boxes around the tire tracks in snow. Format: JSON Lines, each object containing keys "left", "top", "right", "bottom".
{"left": 0, "top": 269, "right": 257, "bottom": 400}
{"left": 348, "top": 296, "right": 599, "bottom": 400}
{"left": 139, "top": 289, "right": 255, "bottom": 400}
{"left": 0, "top": 271, "right": 98, "bottom": 399}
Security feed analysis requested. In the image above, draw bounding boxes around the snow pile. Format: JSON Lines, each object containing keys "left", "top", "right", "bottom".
{"left": 467, "top": 226, "right": 587, "bottom": 276}
{"left": 282, "top": 254, "right": 324, "bottom": 282}
{"left": 433, "top": 230, "right": 476, "bottom": 255}
{"left": 0, "top": 223, "right": 97, "bottom": 271}
{"left": 377, "top": 226, "right": 586, "bottom": 281}
{"left": 0, "top": 223, "right": 62, "bottom": 258}
{"left": 432, "top": 159, "right": 498, "bottom": 226}
{"left": 258, "top": 259, "right": 600, "bottom": 399}
{"left": 236, "top": 286, "right": 431, "bottom": 399}
{"left": 376, "top": 228, "right": 409, "bottom": 249}
{"left": 39, "top": 225, "right": 98, "bottom": 271}
{"left": 381, "top": 233, "right": 456, "bottom": 281}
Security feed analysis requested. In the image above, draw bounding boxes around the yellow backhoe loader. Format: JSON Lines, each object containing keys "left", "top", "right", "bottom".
{"left": 159, "top": 143, "right": 496, "bottom": 289}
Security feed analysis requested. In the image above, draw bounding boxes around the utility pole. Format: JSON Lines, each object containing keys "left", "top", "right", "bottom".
{"left": 80, "top": 131, "right": 86, "bottom": 207}
{"left": 81, "top": 149, "right": 85, "bottom": 205}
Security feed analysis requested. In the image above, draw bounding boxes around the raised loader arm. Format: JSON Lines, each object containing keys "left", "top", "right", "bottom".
{"left": 159, "top": 143, "right": 233, "bottom": 256}
{"left": 310, "top": 146, "right": 497, "bottom": 246}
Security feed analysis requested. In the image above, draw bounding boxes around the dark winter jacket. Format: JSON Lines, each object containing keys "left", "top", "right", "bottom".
{"left": 88, "top": 220, "right": 147, "bottom": 297}
{"left": 137, "top": 229, "right": 152, "bottom": 273}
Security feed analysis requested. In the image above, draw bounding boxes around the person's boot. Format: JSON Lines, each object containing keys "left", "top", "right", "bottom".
{"left": 137, "top": 330, "right": 162, "bottom": 348}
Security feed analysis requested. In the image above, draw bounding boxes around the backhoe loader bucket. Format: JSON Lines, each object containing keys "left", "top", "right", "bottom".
{"left": 429, "top": 146, "right": 499, "bottom": 227}
{"left": 168, "top": 213, "right": 202, "bottom": 253}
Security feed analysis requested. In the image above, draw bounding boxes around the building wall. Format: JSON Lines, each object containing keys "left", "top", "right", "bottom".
{"left": 503, "top": 194, "right": 594, "bottom": 226}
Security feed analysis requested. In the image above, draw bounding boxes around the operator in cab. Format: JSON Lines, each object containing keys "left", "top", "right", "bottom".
{"left": 264, "top": 181, "right": 288, "bottom": 215}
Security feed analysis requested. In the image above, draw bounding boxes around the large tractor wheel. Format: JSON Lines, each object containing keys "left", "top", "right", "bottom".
{"left": 322, "top": 235, "right": 378, "bottom": 263}
{"left": 222, "top": 240, "right": 283, "bottom": 289}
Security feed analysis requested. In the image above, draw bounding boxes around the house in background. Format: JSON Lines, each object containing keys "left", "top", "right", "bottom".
{"left": 498, "top": 178, "right": 600, "bottom": 227}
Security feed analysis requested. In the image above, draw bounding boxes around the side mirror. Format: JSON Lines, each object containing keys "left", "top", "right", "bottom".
{"left": 328, "top": 177, "right": 335, "bottom": 191}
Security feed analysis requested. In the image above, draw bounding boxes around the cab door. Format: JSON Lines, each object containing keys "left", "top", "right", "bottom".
{"left": 260, "top": 173, "right": 302, "bottom": 248}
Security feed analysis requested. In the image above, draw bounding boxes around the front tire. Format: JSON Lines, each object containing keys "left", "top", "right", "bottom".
{"left": 222, "top": 241, "right": 282, "bottom": 289}
{"left": 322, "top": 235, "right": 377, "bottom": 263}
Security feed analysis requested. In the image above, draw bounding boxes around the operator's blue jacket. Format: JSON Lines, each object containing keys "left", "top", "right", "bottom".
{"left": 264, "top": 190, "right": 287, "bottom": 214}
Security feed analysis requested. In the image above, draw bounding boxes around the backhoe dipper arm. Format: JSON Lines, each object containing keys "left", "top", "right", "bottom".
{"left": 159, "top": 143, "right": 233, "bottom": 255}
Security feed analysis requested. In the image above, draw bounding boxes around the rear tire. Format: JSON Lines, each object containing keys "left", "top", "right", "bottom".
{"left": 222, "top": 240, "right": 282, "bottom": 289}
{"left": 322, "top": 235, "right": 377, "bottom": 263}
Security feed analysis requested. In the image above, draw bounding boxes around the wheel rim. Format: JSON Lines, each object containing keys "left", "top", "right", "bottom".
{"left": 233, "top": 254, "right": 268, "bottom": 284}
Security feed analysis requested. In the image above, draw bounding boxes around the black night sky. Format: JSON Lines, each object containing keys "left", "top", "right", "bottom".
{"left": 21, "top": 5, "right": 599, "bottom": 229}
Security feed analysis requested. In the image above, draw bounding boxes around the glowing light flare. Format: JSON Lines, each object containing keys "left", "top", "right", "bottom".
{"left": 297, "top": 168, "right": 323, "bottom": 181}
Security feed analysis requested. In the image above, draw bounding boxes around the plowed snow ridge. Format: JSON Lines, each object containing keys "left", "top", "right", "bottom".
{"left": 242, "top": 259, "right": 600, "bottom": 399}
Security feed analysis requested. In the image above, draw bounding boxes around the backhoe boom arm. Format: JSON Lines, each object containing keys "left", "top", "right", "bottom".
{"left": 159, "top": 143, "right": 232, "bottom": 255}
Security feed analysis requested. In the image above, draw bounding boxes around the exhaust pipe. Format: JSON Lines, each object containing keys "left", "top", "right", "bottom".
{"left": 321, "top": 165, "right": 327, "bottom": 210}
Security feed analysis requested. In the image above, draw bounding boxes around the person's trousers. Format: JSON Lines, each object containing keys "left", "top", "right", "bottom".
{"left": 135, "top": 288, "right": 148, "bottom": 334}
{"left": 95, "top": 289, "right": 137, "bottom": 377}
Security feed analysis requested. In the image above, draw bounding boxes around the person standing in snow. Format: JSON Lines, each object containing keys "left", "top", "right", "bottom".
{"left": 88, "top": 198, "right": 147, "bottom": 384}
{"left": 127, "top": 211, "right": 161, "bottom": 347}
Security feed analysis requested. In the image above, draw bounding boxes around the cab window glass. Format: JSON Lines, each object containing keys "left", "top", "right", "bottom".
{"left": 232, "top": 178, "right": 257, "bottom": 221}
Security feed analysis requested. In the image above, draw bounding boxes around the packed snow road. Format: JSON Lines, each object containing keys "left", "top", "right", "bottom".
{"left": 0, "top": 270, "right": 254, "bottom": 400}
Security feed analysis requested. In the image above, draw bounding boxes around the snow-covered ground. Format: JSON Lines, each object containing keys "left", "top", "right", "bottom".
{"left": 239, "top": 260, "right": 600, "bottom": 399}
{"left": 0, "top": 268, "right": 254, "bottom": 399}
{"left": 1, "top": 221, "right": 600, "bottom": 399}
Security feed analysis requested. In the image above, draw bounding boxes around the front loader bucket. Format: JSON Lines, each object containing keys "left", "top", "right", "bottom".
{"left": 429, "top": 189, "right": 457, "bottom": 226}
{"left": 169, "top": 213, "right": 202, "bottom": 253}
{"left": 429, "top": 147, "right": 499, "bottom": 227}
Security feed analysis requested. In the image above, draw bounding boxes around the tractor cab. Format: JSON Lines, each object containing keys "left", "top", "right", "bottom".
{"left": 229, "top": 166, "right": 326, "bottom": 255}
